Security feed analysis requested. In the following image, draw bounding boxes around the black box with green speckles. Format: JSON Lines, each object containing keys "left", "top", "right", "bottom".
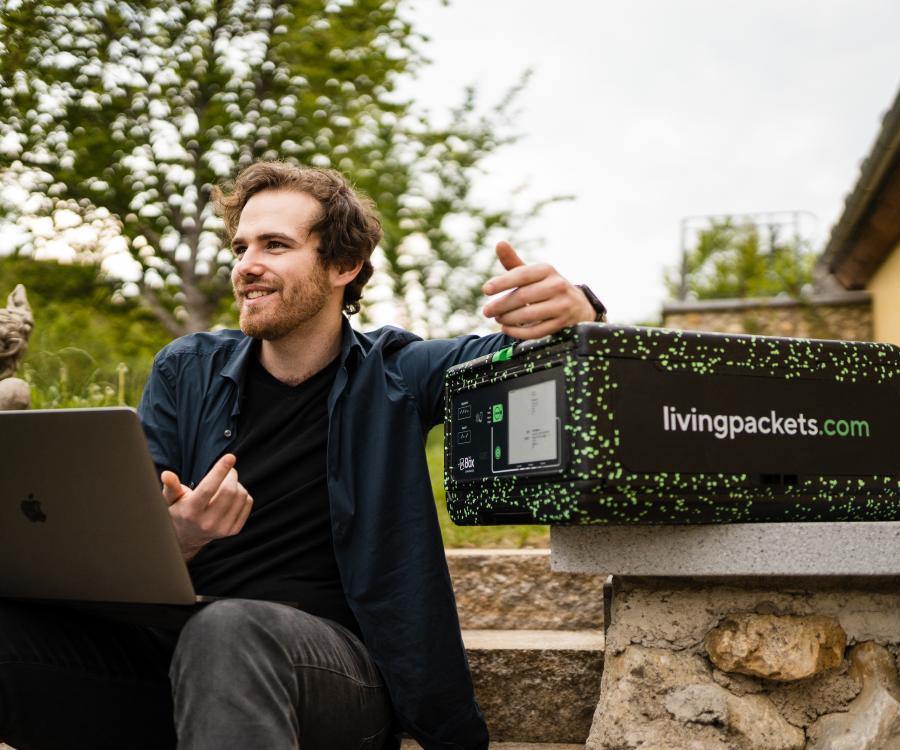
{"left": 444, "top": 324, "right": 900, "bottom": 525}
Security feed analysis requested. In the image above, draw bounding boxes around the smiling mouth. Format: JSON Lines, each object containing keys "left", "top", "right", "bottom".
{"left": 245, "top": 290, "right": 274, "bottom": 300}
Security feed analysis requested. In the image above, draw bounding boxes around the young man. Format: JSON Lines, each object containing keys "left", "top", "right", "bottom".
{"left": 0, "top": 162, "right": 601, "bottom": 750}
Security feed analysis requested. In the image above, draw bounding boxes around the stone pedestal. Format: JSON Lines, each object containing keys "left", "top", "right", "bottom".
{"left": 551, "top": 524, "right": 900, "bottom": 750}
{"left": 0, "top": 377, "right": 31, "bottom": 410}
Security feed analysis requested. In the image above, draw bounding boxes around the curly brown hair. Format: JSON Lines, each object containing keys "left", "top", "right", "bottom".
{"left": 212, "top": 161, "right": 381, "bottom": 316}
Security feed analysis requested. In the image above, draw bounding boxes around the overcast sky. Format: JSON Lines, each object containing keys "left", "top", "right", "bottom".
{"left": 398, "top": 0, "right": 900, "bottom": 324}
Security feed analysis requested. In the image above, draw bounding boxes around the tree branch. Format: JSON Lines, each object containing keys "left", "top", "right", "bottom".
{"left": 140, "top": 284, "right": 185, "bottom": 339}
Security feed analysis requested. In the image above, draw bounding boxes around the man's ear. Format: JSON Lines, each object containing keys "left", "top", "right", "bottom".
{"left": 329, "top": 259, "right": 364, "bottom": 289}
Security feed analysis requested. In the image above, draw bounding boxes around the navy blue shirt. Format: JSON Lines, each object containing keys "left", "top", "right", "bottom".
{"left": 138, "top": 318, "right": 511, "bottom": 750}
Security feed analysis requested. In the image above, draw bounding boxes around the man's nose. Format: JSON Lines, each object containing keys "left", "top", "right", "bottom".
{"left": 234, "top": 246, "right": 266, "bottom": 276}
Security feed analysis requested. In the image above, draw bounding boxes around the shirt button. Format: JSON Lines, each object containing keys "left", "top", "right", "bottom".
{"left": 224, "top": 429, "right": 232, "bottom": 438}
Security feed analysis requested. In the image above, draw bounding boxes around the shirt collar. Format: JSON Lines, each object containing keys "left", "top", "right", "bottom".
{"left": 220, "top": 334, "right": 256, "bottom": 386}
{"left": 338, "top": 315, "right": 364, "bottom": 369}
{"left": 219, "top": 316, "right": 363, "bottom": 388}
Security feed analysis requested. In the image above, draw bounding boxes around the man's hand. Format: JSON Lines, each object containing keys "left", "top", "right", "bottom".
{"left": 481, "top": 241, "right": 597, "bottom": 340}
{"left": 161, "top": 453, "right": 253, "bottom": 561}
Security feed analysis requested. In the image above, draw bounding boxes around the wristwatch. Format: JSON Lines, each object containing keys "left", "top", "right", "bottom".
{"left": 576, "top": 284, "right": 607, "bottom": 323}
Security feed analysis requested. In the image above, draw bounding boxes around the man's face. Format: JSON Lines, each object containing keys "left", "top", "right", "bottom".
{"left": 230, "top": 189, "right": 335, "bottom": 340}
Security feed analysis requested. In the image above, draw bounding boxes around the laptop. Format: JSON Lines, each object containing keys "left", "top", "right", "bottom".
{"left": 0, "top": 407, "right": 223, "bottom": 627}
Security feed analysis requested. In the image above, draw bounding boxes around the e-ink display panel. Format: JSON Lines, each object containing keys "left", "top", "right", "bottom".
{"left": 508, "top": 379, "right": 558, "bottom": 465}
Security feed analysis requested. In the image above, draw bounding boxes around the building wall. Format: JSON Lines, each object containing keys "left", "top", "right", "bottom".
{"left": 867, "top": 240, "right": 900, "bottom": 345}
{"left": 662, "top": 300, "right": 873, "bottom": 341}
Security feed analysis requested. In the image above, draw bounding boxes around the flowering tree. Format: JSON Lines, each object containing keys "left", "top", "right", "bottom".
{"left": 1, "top": 0, "right": 535, "bottom": 337}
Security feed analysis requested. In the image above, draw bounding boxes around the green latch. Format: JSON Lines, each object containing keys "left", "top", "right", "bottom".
{"left": 491, "top": 345, "right": 514, "bottom": 363}
{"left": 492, "top": 403, "right": 504, "bottom": 423}
{"left": 494, "top": 445, "right": 502, "bottom": 461}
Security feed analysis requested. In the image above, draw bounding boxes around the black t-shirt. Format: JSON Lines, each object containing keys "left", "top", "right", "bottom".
{"left": 187, "top": 353, "right": 360, "bottom": 636}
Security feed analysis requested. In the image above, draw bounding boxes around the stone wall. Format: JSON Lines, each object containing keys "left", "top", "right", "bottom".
{"left": 589, "top": 577, "right": 900, "bottom": 750}
{"left": 661, "top": 292, "right": 873, "bottom": 341}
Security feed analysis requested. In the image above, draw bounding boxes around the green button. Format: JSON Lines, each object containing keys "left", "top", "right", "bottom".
{"left": 492, "top": 403, "right": 504, "bottom": 423}
{"left": 491, "top": 346, "right": 514, "bottom": 363}
{"left": 494, "top": 445, "right": 502, "bottom": 461}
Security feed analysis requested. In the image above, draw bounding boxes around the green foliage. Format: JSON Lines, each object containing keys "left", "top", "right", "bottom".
{"left": 24, "top": 348, "right": 120, "bottom": 409}
{"left": 666, "top": 219, "right": 817, "bottom": 300}
{"left": 0, "top": 256, "right": 171, "bottom": 405}
{"left": 1, "top": 0, "right": 544, "bottom": 338}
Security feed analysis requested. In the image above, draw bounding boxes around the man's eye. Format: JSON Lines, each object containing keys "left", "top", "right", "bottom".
{"left": 232, "top": 247, "right": 246, "bottom": 257}
{"left": 267, "top": 240, "right": 285, "bottom": 249}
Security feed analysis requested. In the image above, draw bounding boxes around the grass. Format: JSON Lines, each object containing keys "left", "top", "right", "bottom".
{"left": 23, "top": 348, "right": 129, "bottom": 409}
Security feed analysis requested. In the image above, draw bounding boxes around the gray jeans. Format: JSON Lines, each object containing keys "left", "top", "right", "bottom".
{"left": 0, "top": 599, "right": 393, "bottom": 750}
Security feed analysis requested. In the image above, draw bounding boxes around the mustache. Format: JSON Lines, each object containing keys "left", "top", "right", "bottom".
{"left": 233, "top": 280, "right": 280, "bottom": 295}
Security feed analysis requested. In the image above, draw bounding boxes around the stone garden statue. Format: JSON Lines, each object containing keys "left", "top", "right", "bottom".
{"left": 0, "top": 284, "right": 33, "bottom": 410}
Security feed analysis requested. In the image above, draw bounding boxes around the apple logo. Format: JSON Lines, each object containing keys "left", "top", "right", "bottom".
{"left": 20, "top": 494, "right": 47, "bottom": 523}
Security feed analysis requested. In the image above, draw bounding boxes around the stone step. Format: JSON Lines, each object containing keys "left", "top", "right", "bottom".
{"left": 402, "top": 742, "right": 583, "bottom": 749}
{"left": 463, "top": 628, "right": 604, "bottom": 744}
{"left": 447, "top": 548, "right": 605, "bottom": 630}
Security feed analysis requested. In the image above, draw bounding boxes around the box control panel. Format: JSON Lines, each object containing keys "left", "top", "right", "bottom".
{"left": 449, "top": 369, "right": 567, "bottom": 482}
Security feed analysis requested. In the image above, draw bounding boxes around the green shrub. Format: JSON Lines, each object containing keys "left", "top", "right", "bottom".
{"left": 23, "top": 348, "right": 128, "bottom": 409}
{"left": 0, "top": 257, "right": 169, "bottom": 406}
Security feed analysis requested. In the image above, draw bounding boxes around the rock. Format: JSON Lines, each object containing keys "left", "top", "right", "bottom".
{"left": 712, "top": 660, "right": 862, "bottom": 728}
{"left": 586, "top": 644, "right": 803, "bottom": 750}
{"left": 0, "top": 377, "right": 30, "bottom": 410}
{"left": 665, "top": 684, "right": 805, "bottom": 750}
{"left": 766, "top": 661, "right": 861, "bottom": 726}
{"left": 705, "top": 614, "right": 845, "bottom": 681}
{"left": 807, "top": 641, "right": 900, "bottom": 749}
{"left": 711, "top": 668, "right": 767, "bottom": 696}
{"left": 665, "top": 683, "right": 728, "bottom": 725}
{"left": 587, "top": 645, "right": 725, "bottom": 750}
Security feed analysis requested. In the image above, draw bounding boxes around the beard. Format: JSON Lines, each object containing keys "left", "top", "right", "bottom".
{"left": 234, "top": 262, "right": 332, "bottom": 340}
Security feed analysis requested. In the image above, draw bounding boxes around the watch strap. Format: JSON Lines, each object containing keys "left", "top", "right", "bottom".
{"left": 576, "top": 284, "right": 607, "bottom": 323}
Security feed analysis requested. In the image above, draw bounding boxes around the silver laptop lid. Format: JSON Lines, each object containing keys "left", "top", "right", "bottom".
{"left": 0, "top": 407, "right": 197, "bottom": 605}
